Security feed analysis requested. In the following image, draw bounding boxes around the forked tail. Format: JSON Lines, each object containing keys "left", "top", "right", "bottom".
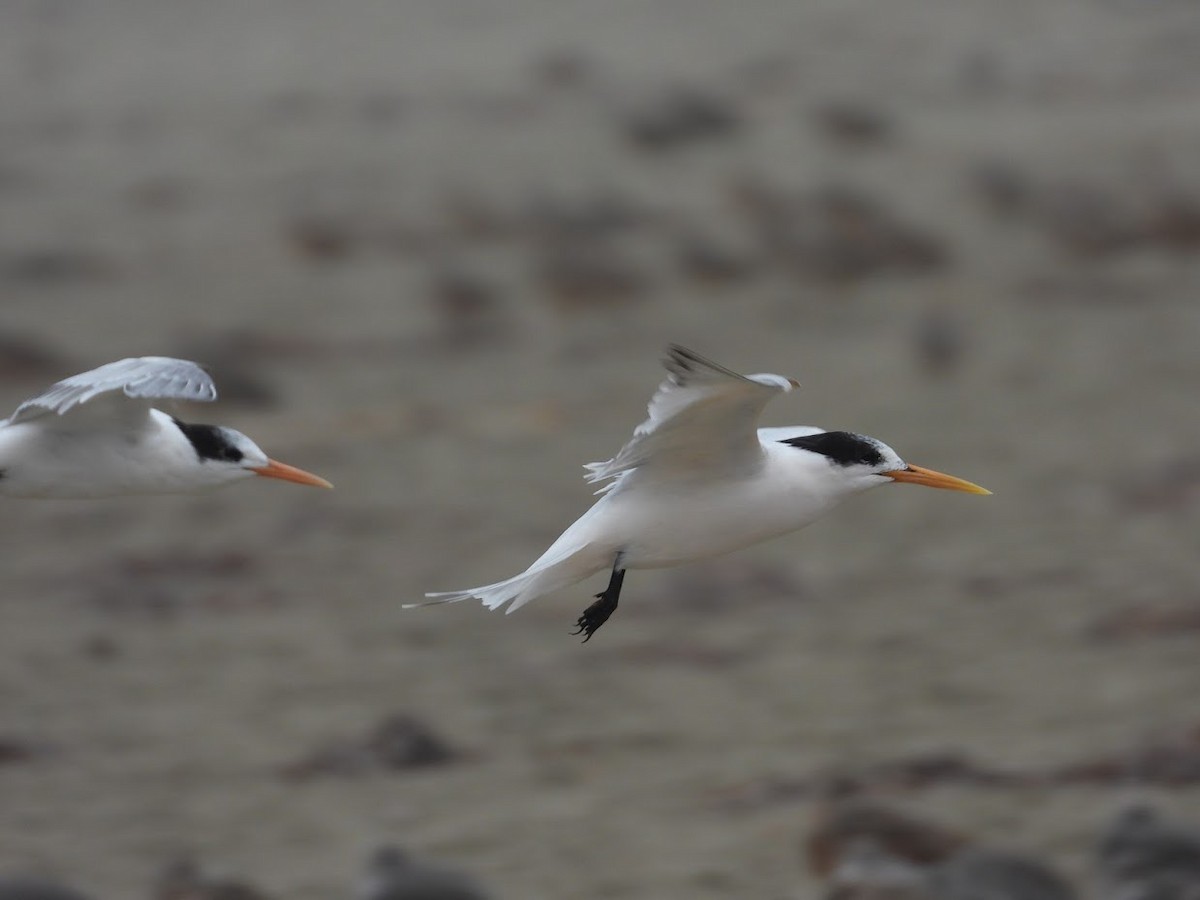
{"left": 409, "top": 545, "right": 596, "bottom": 615}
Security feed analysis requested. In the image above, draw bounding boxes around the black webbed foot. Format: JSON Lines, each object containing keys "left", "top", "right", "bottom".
{"left": 570, "top": 590, "right": 619, "bottom": 642}
{"left": 570, "top": 561, "right": 625, "bottom": 643}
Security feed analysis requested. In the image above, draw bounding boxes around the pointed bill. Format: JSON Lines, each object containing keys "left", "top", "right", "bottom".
{"left": 250, "top": 458, "right": 333, "bottom": 489}
{"left": 884, "top": 463, "right": 990, "bottom": 495}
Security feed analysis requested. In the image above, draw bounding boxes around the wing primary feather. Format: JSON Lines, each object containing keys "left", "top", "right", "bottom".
{"left": 663, "top": 344, "right": 753, "bottom": 385}
{"left": 8, "top": 357, "right": 219, "bottom": 424}
{"left": 584, "top": 345, "right": 797, "bottom": 487}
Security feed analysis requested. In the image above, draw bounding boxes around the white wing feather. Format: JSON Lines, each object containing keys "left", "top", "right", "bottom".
{"left": 583, "top": 345, "right": 797, "bottom": 489}
{"left": 8, "top": 357, "right": 217, "bottom": 425}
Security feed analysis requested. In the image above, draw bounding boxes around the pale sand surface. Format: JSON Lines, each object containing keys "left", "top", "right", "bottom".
{"left": 2, "top": 2, "right": 1200, "bottom": 897}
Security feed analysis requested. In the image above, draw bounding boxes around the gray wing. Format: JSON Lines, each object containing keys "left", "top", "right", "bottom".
{"left": 8, "top": 357, "right": 217, "bottom": 425}
{"left": 584, "top": 345, "right": 798, "bottom": 490}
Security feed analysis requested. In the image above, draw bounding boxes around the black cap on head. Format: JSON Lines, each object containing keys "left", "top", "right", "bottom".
{"left": 780, "top": 431, "right": 885, "bottom": 468}
{"left": 172, "top": 418, "right": 244, "bottom": 463}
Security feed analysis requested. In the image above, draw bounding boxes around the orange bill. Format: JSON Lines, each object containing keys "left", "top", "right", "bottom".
{"left": 883, "top": 463, "right": 990, "bottom": 495}
{"left": 250, "top": 458, "right": 333, "bottom": 489}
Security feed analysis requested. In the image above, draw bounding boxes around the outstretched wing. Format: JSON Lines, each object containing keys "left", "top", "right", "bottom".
{"left": 584, "top": 345, "right": 797, "bottom": 489}
{"left": 7, "top": 357, "right": 217, "bottom": 425}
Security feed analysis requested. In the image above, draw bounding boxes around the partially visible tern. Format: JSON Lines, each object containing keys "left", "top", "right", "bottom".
{"left": 0, "top": 357, "right": 332, "bottom": 498}
{"left": 419, "top": 345, "right": 988, "bottom": 640}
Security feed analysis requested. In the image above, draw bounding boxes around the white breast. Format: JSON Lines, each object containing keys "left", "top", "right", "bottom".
{"left": 598, "top": 441, "right": 851, "bottom": 569}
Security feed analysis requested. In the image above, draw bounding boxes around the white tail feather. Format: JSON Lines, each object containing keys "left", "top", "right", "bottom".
{"left": 411, "top": 544, "right": 599, "bottom": 615}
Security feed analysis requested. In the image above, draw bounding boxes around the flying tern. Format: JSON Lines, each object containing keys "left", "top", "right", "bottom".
{"left": 420, "top": 345, "right": 988, "bottom": 640}
{"left": 0, "top": 356, "right": 332, "bottom": 498}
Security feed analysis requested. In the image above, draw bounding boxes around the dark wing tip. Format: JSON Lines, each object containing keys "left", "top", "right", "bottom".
{"left": 663, "top": 345, "right": 697, "bottom": 381}
{"left": 662, "top": 344, "right": 746, "bottom": 384}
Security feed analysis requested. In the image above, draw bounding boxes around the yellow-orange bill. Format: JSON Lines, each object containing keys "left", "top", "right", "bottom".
{"left": 251, "top": 458, "right": 333, "bottom": 489}
{"left": 884, "top": 463, "right": 990, "bottom": 495}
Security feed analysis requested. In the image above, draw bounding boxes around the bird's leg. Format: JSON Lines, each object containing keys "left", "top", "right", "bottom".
{"left": 571, "top": 554, "right": 625, "bottom": 643}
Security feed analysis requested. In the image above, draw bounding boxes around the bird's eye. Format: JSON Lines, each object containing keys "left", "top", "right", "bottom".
{"left": 224, "top": 446, "right": 244, "bottom": 463}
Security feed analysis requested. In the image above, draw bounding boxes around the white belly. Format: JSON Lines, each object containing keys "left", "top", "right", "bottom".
{"left": 600, "top": 472, "right": 840, "bottom": 569}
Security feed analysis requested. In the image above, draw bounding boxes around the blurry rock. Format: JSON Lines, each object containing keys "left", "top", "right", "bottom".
{"left": 1144, "top": 190, "right": 1200, "bottom": 252}
{"left": 279, "top": 741, "right": 374, "bottom": 780}
{"left": 734, "top": 180, "right": 947, "bottom": 282}
{"left": 427, "top": 263, "right": 507, "bottom": 348}
{"left": 1086, "top": 602, "right": 1200, "bottom": 641}
{"left": 969, "top": 160, "right": 1034, "bottom": 218}
{"left": 929, "top": 848, "right": 1077, "bottom": 900}
{"left": 1, "top": 249, "right": 119, "bottom": 285}
{"left": 961, "top": 566, "right": 1082, "bottom": 601}
{"left": 809, "top": 753, "right": 1031, "bottom": 798}
{"left": 1050, "top": 722, "right": 1200, "bottom": 786}
{"left": 811, "top": 101, "right": 894, "bottom": 148}
{"left": 0, "top": 335, "right": 74, "bottom": 381}
{"left": 619, "top": 86, "right": 742, "bottom": 152}
{"left": 808, "top": 799, "right": 968, "bottom": 877}
{"left": 1111, "top": 456, "right": 1200, "bottom": 515}
{"left": 79, "top": 633, "right": 121, "bottom": 661}
{"left": 803, "top": 187, "right": 946, "bottom": 279}
{"left": 522, "top": 189, "right": 650, "bottom": 242}
{"left": 281, "top": 712, "right": 457, "bottom": 780}
{"left": 126, "top": 176, "right": 194, "bottom": 214}
{"left": 531, "top": 49, "right": 595, "bottom": 89}
{"left": 713, "top": 753, "right": 1032, "bottom": 814}
{"left": 439, "top": 191, "right": 520, "bottom": 243}
{"left": 116, "top": 550, "right": 255, "bottom": 580}
{"left": 811, "top": 800, "right": 1076, "bottom": 900}
{"left": 0, "top": 736, "right": 49, "bottom": 766}
{"left": 970, "top": 166, "right": 1200, "bottom": 259}
{"left": 1015, "top": 272, "right": 1153, "bottom": 306}
{"left": 673, "top": 230, "right": 761, "bottom": 288}
{"left": 153, "top": 858, "right": 272, "bottom": 900}
{"left": 1095, "top": 805, "right": 1200, "bottom": 900}
{"left": 1036, "top": 183, "right": 1141, "bottom": 258}
{"left": 533, "top": 240, "right": 649, "bottom": 312}
{"left": 0, "top": 878, "right": 94, "bottom": 900}
{"left": 358, "top": 845, "right": 492, "bottom": 900}
{"left": 823, "top": 839, "right": 935, "bottom": 900}
{"left": 913, "top": 303, "right": 967, "bottom": 377}
{"left": 284, "top": 215, "right": 356, "bottom": 262}
{"left": 367, "top": 713, "right": 457, "bottom": 769}
{"left": 378, "top": 220, "right": 442, "bottom": 259}
{"left": 79, "top": 549, "right": 267, "bottom": 616}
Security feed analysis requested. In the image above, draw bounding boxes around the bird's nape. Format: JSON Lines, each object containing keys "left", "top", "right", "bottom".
{"left": 249, "top": 458, "right": 333, "bottom": 489}
{"left": 883, "top": 463, "right": 990, "bottom": 495}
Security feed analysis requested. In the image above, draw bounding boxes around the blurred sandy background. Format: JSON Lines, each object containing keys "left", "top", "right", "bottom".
{"left": 2, "top": 1, "right": 1200, "bottom": 897}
